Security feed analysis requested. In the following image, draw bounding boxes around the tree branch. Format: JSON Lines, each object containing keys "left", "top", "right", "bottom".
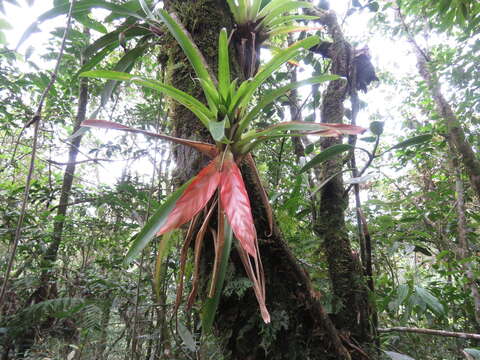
{"left": 378, "top": 327, "right": 480, "bottom": 340}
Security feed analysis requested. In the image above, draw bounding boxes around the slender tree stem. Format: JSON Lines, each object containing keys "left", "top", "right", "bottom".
{"left": 0, "top": 0, "right": 76, "bottom": 310}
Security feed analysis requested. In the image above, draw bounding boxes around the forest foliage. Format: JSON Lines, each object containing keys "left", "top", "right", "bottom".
{"left": 0, "top": 0, "right": 479, "bottom": 359}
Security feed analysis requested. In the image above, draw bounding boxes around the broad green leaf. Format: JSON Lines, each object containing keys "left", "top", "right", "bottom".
{"left": 369, "top": 121, "right": 384, "bottom": 135}
{"left": 388, "top": 283, "right": 409, "bottom": 311}
{"left": 237, "top": 74, "right": 338, "bottom": 135}
{"left": 104, "top": 0, "right": 142, "bottom": 21}
{"left": 238, "top": 0, "right": 248, "bottom": 23}
{"left": 198, "top": 78, "right": 220, "bottom": 116}
{"left": 157, "top": 10, "right": 215, "bottom": 86}
{"left": 228, "top": 78, "right": 253, "bottom": 114}
{"left": 267, "top": 25, "right": 323, "bottom": 37}
{"left": 99, "top": 45, "right": 149, "bottom": 107}
{"left": 75, "top": 14, "right": 108, "bottom": 33}
{"left": 208, "top": 117, "right": 229, "bottom": 143}
{"left": 414, "top": 286, "right": 444, "bottom": 316}
{"left": 83, "top": 26, "right": 149, "bottom": 59}
{"left": 249, "top": 0, "right": 263, "bottom": 19}
{"left": 299, "top": 144, "right": 353, "bottom": 174}
{"left": 138, "top": 0, "right": 154, "bottom": 19}
{"left": 178, "top": 322, "right": 197, "bottom": 352}
{"left": 226, "top": 0, "right": 241, "bottom": 22}
{"left": 153, "top": 231, "right": 175, "bottom": 300}
{"left": 18, "top": 0, "right": 143, "bottom": 48}
{"left": 360, "top": 136, "right": 377, "bottom": 143}
{"left": 202, "top": 218, "right": 233, "bottom": 333}
{"left": 80, "top": 70, "right": 213, "bottom": 126}
{"left": 125, "top": 180, "right": 192, "bottom": 263}
{"left": 236, "top": 121, "right": 363, "bottom": 153}
{"left": 464, "top": 349, "right": 480, "bottom": 360}
{"left": 390, "top": 134, "right": 433, "bottom": 150}
{"left": 384, "top": 351, "right": 416, "bottom": 360}
{"left": 77, "top": 44, "right": 118, "bottom": 76}
{"left": 218, "top": 28, "right": 230, "bottom": 100}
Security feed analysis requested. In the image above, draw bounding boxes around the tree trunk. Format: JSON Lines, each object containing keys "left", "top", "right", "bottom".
{"left": 163, "top": 1, "right": 371, "bottom": 358}
{"left": 36, "top": 35, "right": 89, "bottom": 304}
{"left": 407, "top": 22, "right": 480, "bottom": 201}
{"left": 308, "top": 7, "right": 371, "bottom": 343}
{"left": 449, "top": 151, "right": 480, "bottom": 327}
{"left": 15, "top": 36, "right": 90, "bottom": 356}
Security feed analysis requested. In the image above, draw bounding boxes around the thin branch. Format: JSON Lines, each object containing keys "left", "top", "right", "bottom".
{"left": 0, "top": 0, "right": 76, "bottom": 309}
{"left": 344, "top": 135, "right": 379, "bottom": 195}
{"left": 378, "top": 327, "right": 480, "bottom": 340}
{"left": 47, "top": 158, "right": 114, "bottom": 166}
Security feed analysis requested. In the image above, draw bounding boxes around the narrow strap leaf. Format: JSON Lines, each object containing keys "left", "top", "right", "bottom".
{"left": 298, "top": 144, "right": 354, "bottom": 174}
{"left": 229, "top": 36, "right": 320, "bottom": 113}
{"left": 218, "top": 28, "right": 230, "bottom": 100}
{"left": 81, "top": 119, "right": 218, "bottom": 158}
{"left": 80, "top": 70, "right": 214, "bottom": 127}
{"left": 157, "top": 10, "right": 217, "bottom": 85}
{"left": 237, "top": 75, "right": 339, "bottom": 136}
{"left": 259, "top": 2, "right": 313, "bottom": 28}
{"left": 202, "top": 215, "right": 233, "bottom": 333}
{"left": 235, "top": 121, "right": 366, "bottom": 153}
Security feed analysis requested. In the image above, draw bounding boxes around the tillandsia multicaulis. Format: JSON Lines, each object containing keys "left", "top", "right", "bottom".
{"left": 80, "top": 9, "right": 365, "bottom": 328}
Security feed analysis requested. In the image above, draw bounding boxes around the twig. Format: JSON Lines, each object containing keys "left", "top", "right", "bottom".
{"left": 378, "top": 327, "right": 480, "bottom": 340}
{"left": 0, "top": 0, "right": 77, "bottom": 309}
{"left": 47, "top": 158, "right": 113, "bottom": 166}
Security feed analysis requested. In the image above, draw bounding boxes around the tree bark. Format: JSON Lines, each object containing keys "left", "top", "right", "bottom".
{"left": 449, "top": 152, "right": 480, "bottom": 327}
{"left": 33, "top": 75, "right": 88, "bottom": 306}
{"left": 400, "top": 9, "right": 480, "bottom": 201}
{"left": 307, "top": 7, "right": 372, "bottom": 343}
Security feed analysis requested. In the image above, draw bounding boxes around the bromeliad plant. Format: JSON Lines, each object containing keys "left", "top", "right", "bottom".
{"left": 226, "top": 0, "right": 320, "bottom": 77}
{"left": 80, "top": 10, "right": 365, "bottom": 327}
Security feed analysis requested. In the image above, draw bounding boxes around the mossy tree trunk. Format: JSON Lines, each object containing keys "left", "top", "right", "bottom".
{"left": 310, "top": 9, "right": 372, "bottom": 343}
{"left": 163, "top": 1, "right": 371, "bottom": 358}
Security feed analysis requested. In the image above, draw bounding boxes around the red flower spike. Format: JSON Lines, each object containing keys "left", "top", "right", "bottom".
{"left": 220, "top": 158, "right": 257, "bottom": 258}
{"left": 157, "top": 159, "right": 221, "bottom": 236}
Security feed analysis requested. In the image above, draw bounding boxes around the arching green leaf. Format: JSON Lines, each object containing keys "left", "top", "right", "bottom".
{"left": 80, "top": 70, "right": 214, "bottom": 127}
{"left": 298, "top": 144, "right": 353, "bottom": 174}
{"left": 237, "top": 74, "right": 339, "bottom": 135}
{"left": 125, "top": 180, "right": 193, "bottom": 263}
{"left": 390, "top": 134, "right": 433, "bottom": 150}
{"left": 17, "top": 0, "right": 143, "bottom": 48}
{"left": 202, "top": 218, "right": 233, "bottom": 333}
{"left": 218, "top": 28, "right": 230, "bottom": 100}
{"left": 157, "top": 10, "right": 215, "bottom": 86}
